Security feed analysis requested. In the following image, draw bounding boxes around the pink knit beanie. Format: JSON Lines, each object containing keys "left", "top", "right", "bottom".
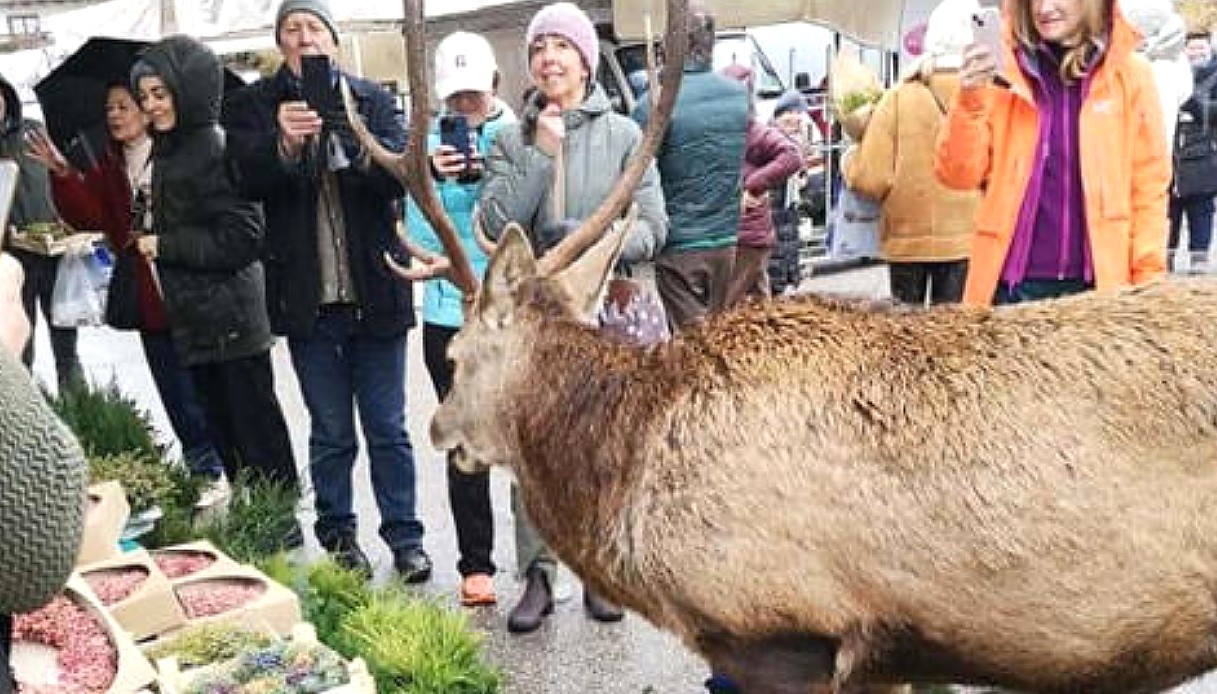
{"left": 526, "top": 2, "right": 599, "bottom": 74}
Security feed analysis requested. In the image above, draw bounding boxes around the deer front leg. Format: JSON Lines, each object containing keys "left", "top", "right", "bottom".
{"left": 700, "top": 632, "right": 837, "bottom": 694}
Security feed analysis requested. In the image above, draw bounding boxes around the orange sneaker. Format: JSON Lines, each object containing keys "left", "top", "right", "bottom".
{"left": 460, "top": 573, "right": 497, "bottom": 606}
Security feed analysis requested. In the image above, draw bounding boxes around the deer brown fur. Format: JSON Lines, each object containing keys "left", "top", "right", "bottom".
{"left": 432, "top": 227, "right": 1217, "bottom": 694}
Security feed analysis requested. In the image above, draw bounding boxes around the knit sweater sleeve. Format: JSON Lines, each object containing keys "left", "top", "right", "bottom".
{"left": 0, "top": 348, "right": 86, "bottom": 614}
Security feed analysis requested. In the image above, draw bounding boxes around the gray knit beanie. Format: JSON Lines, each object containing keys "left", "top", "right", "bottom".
{"left": 275, "top": 0, "right": 339, "bottom": 45}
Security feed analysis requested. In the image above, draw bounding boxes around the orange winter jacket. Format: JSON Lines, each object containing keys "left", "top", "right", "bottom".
{"left": 934, "top": 3, "right": 1170, "bottom": 306}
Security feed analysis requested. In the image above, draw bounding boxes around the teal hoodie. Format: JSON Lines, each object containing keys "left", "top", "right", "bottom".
{"left": 406, "top": 105, "right": 516, "bottom": 328}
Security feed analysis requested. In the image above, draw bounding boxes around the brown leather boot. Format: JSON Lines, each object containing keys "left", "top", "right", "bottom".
{"left": 507, "top": 568, "right": 553, "bottom": 633}
{"left": 583, "top": 588, "right": 624, "bottom": 622}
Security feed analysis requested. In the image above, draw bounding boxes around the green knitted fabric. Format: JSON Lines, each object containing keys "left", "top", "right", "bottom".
{"left": 0, "top": 348, "right": 86, "bottom": 614}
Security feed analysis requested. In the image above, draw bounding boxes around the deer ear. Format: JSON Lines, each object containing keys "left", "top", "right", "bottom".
{"left": 553, "top": 224, "right": 628, "bottom": 323}
{"left": 477, "top": 223, "right": 537, "bottom": 328}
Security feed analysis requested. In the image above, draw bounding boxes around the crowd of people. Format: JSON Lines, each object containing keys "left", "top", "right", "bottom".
{"left": 0, "top": 0, "right": 1211, "bottom": 689}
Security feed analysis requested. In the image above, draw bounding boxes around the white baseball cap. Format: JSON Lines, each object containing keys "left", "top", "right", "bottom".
{"left": 435, "top": 31, "right": 497, "bottom": 100}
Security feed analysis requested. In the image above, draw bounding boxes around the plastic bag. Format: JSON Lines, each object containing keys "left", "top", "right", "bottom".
{"left": 51, "top": 244, "right": 109, "bottom": 327}
{"left": 829, "top": 185, "right": 881, "bottom": 261}
{"left": 829, "top": 47, "right": 884, "bottom": 141}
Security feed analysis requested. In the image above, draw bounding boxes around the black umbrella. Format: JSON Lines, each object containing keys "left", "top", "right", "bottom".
{"left": 34, "top": 37, "right": 246, "bottom": 170}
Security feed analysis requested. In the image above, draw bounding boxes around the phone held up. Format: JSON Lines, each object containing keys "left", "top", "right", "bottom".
{"left": 971, "top": 7, "right": 1010, "bottom": 88}
{"left": 300, "top": 54, "right": 338, "bottom": 119}
{"left": 439, "top": 114, "right": 481, "bottom": 182}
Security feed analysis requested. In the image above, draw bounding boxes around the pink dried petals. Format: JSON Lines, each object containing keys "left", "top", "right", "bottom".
{"left": 154, "top": 550, "right": 217, "bottom": 578}
{"left": 13, "top": 595, "right": 117, "bottom": 693}
{"left": 176, "top": 578, "right": 266, "bottom": 619}
{"left": 83, "top": 567, "right": 149, "bottom": 606}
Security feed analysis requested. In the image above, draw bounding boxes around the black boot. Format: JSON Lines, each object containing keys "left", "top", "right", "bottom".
{"left": 583, "top": 588, "right": 624, "bottom": 622}
{"left": 323, "top": 535, "right": 372, "bottom": 577}
{"left": 507, "top": 567, "right": 553, "bottom": 633}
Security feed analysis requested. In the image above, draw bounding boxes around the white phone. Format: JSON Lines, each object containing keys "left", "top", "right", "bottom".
{"left": 972, "top": 7, "right": 1007, "bottom": 84}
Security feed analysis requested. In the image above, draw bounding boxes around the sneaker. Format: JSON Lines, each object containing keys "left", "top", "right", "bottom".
{"left": 394, "top": 546, "right": 432, "bottom": 584}
{"left": 459, "top": 573, "right": 497, "bottom": 606}
{"left": 194, "top": 474, "right": 231, "bottom": 510}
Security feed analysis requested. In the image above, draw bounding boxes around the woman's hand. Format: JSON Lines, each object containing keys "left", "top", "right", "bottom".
{"left": 25, "top": 128, "right": 69, "bottom": 177}
{"left": 960, "top": 42, "right": 999, "bottom": 91}
{"left": 534, "top": 103, "right": 565, "bottom": 158}
{"left": 136, "top": 235, "right": 158, "bottom": 260}
{"left": 431, "top": 144, "right": 467, "bottom": 178}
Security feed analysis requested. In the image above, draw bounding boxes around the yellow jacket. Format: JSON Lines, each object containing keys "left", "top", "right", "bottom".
{"left": 934, "top": 3, "right": 1170, "bottom": 306}
{"left": 845, "top": 71, "right": 979, "bottom": 263}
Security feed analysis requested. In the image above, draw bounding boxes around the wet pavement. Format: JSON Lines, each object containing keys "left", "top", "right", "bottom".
{"left": 29, "top": 262, "right": 1217, "bottom": 693}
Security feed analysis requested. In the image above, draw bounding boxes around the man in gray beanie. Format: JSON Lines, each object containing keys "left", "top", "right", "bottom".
{"left": 223, "top": 0, "right": 432, "bottom": 583}
{"left": 275, "top": 0, "right": 338, "bottom": 46}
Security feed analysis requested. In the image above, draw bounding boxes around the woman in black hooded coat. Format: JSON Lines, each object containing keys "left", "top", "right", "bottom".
{"left": 131, "top": 35, "right": 299, "bottom": 492}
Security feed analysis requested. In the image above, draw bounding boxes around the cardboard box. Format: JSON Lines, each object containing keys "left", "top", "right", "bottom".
{"left": 8, "top": 229, "right": 102, "bottom": 256}
{"left": 11, "top": 574, "right": 158, "bottom": 693}
{"left": 77, "top": 481, "right": 130, "bottom": 566}
{"left": 156, "top": 622, "right": 375, "bottom": 694}
{"left": 171, "top": 564, "right": 302, "bottom": 636}
{"left": 79, "top": 549, "right": 187, "bottom": 641}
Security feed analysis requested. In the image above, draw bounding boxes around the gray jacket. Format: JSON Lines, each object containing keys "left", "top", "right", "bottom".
{"left": 478, "top": 84, "right": 666, "bottom": 262}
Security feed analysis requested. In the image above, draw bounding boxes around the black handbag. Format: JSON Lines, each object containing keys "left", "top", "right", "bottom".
{"left": 104, "top": 245, "right": 142, "bottom": 330}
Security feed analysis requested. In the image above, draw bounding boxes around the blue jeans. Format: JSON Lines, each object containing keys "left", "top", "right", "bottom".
{"left": 288, "top": 308, "right": 423, "bottom": 552}
{"left": 140, "top": 330, "right": 225, "bottom": 479}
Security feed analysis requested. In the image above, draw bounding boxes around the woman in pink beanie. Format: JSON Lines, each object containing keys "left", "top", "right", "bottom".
{"left": 477, "top": 0, "right": 668, "bottom": 634}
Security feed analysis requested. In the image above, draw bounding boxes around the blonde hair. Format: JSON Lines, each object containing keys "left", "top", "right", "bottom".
{"left": 1011, "top": 0, "right": 1111, "bottom": 82}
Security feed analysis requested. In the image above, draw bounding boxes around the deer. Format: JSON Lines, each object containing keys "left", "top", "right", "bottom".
{"left": 346, "top": 1, "right": 1217, "bottom": 692}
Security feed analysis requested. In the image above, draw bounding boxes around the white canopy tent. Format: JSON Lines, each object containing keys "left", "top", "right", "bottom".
{"left": 611, "top": 0, "right": 940, "bottom": 50}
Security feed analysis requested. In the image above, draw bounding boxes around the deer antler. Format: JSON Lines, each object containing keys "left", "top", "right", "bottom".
{"left": 346, "top": 0, "right": 689, "bottom": 296}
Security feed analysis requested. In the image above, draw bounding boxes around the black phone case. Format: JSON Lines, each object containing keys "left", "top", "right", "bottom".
{"left": 300, "top": 55, "right": 337, "bottom": 116}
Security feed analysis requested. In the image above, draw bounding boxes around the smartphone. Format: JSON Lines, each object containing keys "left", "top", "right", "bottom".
{"left": 300, "top": 54, "right": 337, "bottom": 117}
{"left": 972, "top": 8, "right": 1007, "bottom": 85}
{"left": 439, "top": 114, "right": 473, "bottom": 163}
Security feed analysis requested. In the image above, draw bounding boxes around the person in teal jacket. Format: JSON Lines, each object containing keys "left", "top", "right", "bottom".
{"left": 632, "top": 2, "right": 748, "bottom": 329}
{"left": 405, "top": 30, "right": 516, "bottom": 609}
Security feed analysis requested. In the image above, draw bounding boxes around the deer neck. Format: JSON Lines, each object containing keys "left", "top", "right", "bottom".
{"left": 508, "top": 320, "right": 661, "bottom": 578}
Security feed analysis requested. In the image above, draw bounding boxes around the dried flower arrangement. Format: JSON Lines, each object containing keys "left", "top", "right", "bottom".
{"left": 12, "top": 595, "right": 117, "bottom": 693}
{"left": 82, "top": 566, "right": 150, "bottom": 606}
{"left": 176, "top": 578, "right": 268, "bottom": 619}
{"left": 146, "top": 622, "right": 274, "bottom": 670}
{"left": 181, "top": 641, "right": 351, "bottom": 694}
{"left": 156, "top": 550, "right": 219, "bottom": 579}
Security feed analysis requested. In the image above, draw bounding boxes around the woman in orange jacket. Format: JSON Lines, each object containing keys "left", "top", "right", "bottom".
{"left": 935, "top": 0, "right": 1171, "bottom": 306}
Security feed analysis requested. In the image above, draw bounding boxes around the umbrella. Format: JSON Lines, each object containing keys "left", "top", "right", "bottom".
{"left": 34, "top": 37, "right": 246, "bottom": 170}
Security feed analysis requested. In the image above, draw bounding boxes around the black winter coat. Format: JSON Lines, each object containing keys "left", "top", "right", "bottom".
{"left": 220, "top": 66, "right": 413, "bottom": 339}
{"left": 1173, "top": 58, "right": 1217, "bottom": 199}
{"left": 139, "top": 36, "right": 273, "bottom": 366}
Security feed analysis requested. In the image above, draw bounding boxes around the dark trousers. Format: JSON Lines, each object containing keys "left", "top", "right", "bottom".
{"left": 140, "top": 331, "right": 224, "bottom": 478}
{"left": 993, "top": 278, "right": 1090, "bottom": 305}
{"left": 1169, "top": 194, "right": 1215, "bottom": 252}
{"left": 13, "top": 250, "right": 81, "bottom": 388}
{"left": 655, "top": 246, "right": 736, "bottom": 331}
{"left": 887, "top": 260, "right": 969, "bottom": 306}
{"left": 423, "top": 322, "right": 495, "bottom": 577}
{"left": 190, "top": 350, "right": 298, "bottom": 489}
{"left": 1, "top": 613, "right": 11, "bottom": 694}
